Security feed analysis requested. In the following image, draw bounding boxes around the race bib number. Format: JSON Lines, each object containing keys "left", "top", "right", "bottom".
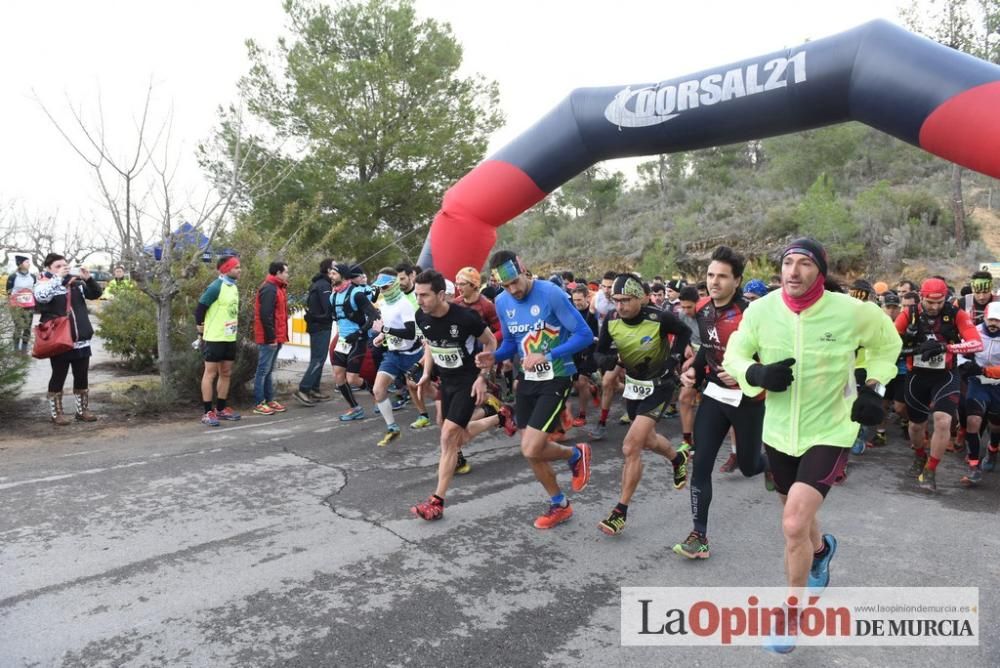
{"left": 224, "top": 320, "right": 238, "bottom": 337}
{"left": 704, "top": 381, "right": 744, "bottom": 407}
{"left": 8, "top": 289, "right": 35, "bottom": 309}
{"left": 386, "top": 334, "right": 404, "bottom": 350}
{"left": 430, "top": 346, "right": 463, "bottom": 369}
{"left": 623, "top": 375, "right": 655, "bottom": 400}
{"left": 524, "top": 361, "right": 554, "bottom": 382}
{"left": 335, "top": 337, "right": 353, "bottom": 355}
{"left": 914, "top": 354, "right": 946, "bottom": 370}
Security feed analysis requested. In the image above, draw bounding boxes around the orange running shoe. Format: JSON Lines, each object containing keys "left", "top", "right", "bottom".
{"left": 534, "top": 502, "right": 573, "bottom": 529}
{"left": 572, "top": 415, "right": 587, "bottom": 428}
{"left": 570, "top": 443, "right": 592, "bottom": 492}
{"left": 410, "top": 495, "right": 444, "bottom": 520}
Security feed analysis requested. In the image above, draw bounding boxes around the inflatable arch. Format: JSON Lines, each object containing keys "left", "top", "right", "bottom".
{"left": 418, "top": 19, "right": 1000, "bottom": 278}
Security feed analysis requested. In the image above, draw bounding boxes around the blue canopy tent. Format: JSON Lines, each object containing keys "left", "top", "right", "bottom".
{"left": 143, "top": 222, "right": 236, "bottom": 262}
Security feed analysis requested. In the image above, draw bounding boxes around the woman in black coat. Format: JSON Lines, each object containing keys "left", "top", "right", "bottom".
{"left": 33, "top": 252, "right": 103, "bottom": 424}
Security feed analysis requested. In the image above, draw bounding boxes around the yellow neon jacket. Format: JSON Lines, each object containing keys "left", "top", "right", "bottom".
{"left": 723, "top": 290, "right": 902, "bottom": 456}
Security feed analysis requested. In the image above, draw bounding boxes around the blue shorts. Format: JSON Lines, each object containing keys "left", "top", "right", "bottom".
{"left": 378, "top": 349, "right": 423, "bottom": 380}
{"left": 966, "top": 378, "right": 1000, "bottom": 418}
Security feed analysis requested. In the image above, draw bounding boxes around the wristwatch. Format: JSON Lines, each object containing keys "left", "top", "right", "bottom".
{"left": 866, "top": 380, "right": 886, "bottom": 397}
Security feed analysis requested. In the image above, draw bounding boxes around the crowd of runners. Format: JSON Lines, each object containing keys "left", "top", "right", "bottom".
{"left": 186, "top": 238, "right": 997, "bottom": 651}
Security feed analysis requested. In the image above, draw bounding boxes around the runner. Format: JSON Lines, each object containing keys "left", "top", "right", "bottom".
{"left": 896, "top": 277, "right": 982, "bottom": 491}
{"left": 331, "top": 264, "right": 381, "bottom": 421}
{"left": 875, "top": 290, "right": 907, "bottom": 447}
{"left": 570, "top": 285, "right": 600, "bottom": 428}
{"left": 194, "top": 255, "right": 243, "bottom": 426}
{"left": 369, "top": 270, "right": 424, "bottom": 446}
{"left": 723, "top": 238, "right": 901, "bottom": 653}
{"left": 962, "top": 271, "right": 996, "bottom": 325}
{"left": 593, "top": 273, "right": 691, "bottom": 536}
{"left": 295, "top": 258, "right": 337, "bottom": 406}
{"left": 675, "top": 285, "right": 702, "bottom": 449}
{"left": 649, "top": 282, "right": 667, "bottom": 309}
{"left": 673, "top": 246, "right": 769, "bottom": 560}
{"left": 409, "top": 270, "right": 498, "bottom": 520}
{"left": 959, "top": 302, "right": 1000, "bottom": 485}
{"left": 742, "top": 279, "right": 769, "bottom": 302}
{"left": 476, "top": 251, "right": 594, "bottom": 529}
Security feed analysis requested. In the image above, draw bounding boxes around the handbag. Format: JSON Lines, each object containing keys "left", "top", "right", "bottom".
{"left": 32, "top": 286, "right": 76, "bottom": 359}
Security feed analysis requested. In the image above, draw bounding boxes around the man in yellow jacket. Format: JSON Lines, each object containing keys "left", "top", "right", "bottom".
{"left": 723, "top": 238, "right": 901, "bottom": 654}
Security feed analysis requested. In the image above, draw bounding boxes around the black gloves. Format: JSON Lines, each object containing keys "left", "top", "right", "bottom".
{"left": 918, "top": 339, "right": 946, "bottom": 361}
{"left": 596, "top": 352, "right": 619, "bottom": 373}
{"left": 851, "top": 385, "right": 885, "bottom": 426}
{"left": 745, "top": 358, "right": 796, "bottom": 392}
{"left": 961, "top": 361, "right": 982, "bottom": 378}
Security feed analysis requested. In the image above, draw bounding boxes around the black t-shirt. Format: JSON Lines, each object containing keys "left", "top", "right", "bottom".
{"left": 416, "top": 303, "right": 487, "bottom": 378}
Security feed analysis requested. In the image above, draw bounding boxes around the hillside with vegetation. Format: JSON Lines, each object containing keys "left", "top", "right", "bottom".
{"left": 496, "top": 123, "right": 999, "bottom": 285}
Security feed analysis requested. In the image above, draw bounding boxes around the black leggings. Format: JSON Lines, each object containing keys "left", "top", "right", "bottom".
{"left": 49, "top": 356, "right": 90, "bottom": 393}
{"left": 690, "top": 394, "right": 766, "bottom": 535}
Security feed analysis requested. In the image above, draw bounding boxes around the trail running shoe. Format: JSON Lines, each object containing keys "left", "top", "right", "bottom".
{"left": 871, "top": 430, "right": 887, "bottom": 447}
{"left": 763, "top": 631, "right": 797, "bottom": 655}
{"left": 570, "top": 443, "right": 592, "bottom": 492}
{"left": 851, "top": 436, "right": 866, "bottom": 455}
{"left": 672, "top": 531, "right": 710, "bottom": 559}
{"left": 588, "top": 423, "right": 607, "bottom": 441}
{"left": 410, "top": 415, "right": 431, "bottom": 429}
{"left": 218, "top": 407, "right": 241, "bottom": 421}
{"left": 983, "top": 448, "right": 998, "bottom": 472}
{"left": 917, "top": 467, "right": 937, "bottom": 492}
{"left": 719, "top": 452, "right": 738, "bottom": 473}
{"left": 672, "top": 449, "right": 689, "bottom": 490}
{"left": 410, "top": 495, "right": 444, "bottom": 521}
{"left": 253, "top": 402, "right": 275, "bottom": 416}
{"left": 765, "top": 470, "right": 777, "bottom": 492}
{"left": 960, "top": 465, "right": 983, "bottom": 487}
{"left": 534, "top": 502, "right": 573, "bottom": 529}
{"left": 572, "top": 415, "right": 587, "bottom": 428}
{"left": 663, "top": 404, "right": 678, "bottom": 419}
{"left": 598, "top": 510, "right": 626, "bottom": 536}
{"left": 619, "top": 413, "right": 632, "bottom": 425}
{"left": 308, "top": 390, "right": 331, "bottom": 402}
{"left": 339, "top": 406, "right": 365, "bottom": 421}
{"left": 910, "top": 454, "right": 928, "bottom": 476}
{"left": 391, "top": 395, "right": 409, "bottom": 410}
{"left": 267, "top": 400, "right": 288, "bottom": 413}
{"left": 484, "top": 393, "right": 502, "bottom": 414}
{"left": 498, "top": 405, "right": 517, "bottom": 437}
{"left": 201, "top": 410, "right": 220, "bottom": 427}
{"left": 808, "top": 533, "right": 837, "bottom": 594}
{"left": 454, "top": 451, "right": 471, "bottom": 475}
{"left": 378, "top": 425, "right": 401, "bottom": 447}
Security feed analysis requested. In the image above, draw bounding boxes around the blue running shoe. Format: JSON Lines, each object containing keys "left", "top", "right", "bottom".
{"left": 763, "top": 632, "right": 797, "bottom": 654}
{"left": 339, "top": 406, "right": 365, "bottom": 421}
{"left": 851, "top": 437, "right": 866, "bottom": 455}
{"left": 808, "top": 533, "right": 837, "bottom": 594}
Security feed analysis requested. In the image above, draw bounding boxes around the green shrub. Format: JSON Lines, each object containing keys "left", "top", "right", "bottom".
{"left": 96, "top": 286, "right": 158, "bottom": 371}
{"left": 0, "top": 309, "right": 29, "bottom": 398}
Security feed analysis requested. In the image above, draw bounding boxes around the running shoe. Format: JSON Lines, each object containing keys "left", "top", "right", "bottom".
{"left": 870, "top": 430, "right": 887, "bottom": 447}
{"left": 253, "top": 402, "right": 275, "bottom": 416}
{"left": 293, "top": 390, "right": 316, "bottom": 406}
{"left": 201, "top": 410, "right": 220, "bottom": 427}
{"left": 410, "top": 415, "right": 431, "bottom": 429}
{"left": 392, "top": 395, "right": 409, "bottom": 410}
{"left": 960, "top": 465, "right": 983, "bottom": 487}
{"left": 572, "top": 415, "right": 587, "bottom": 428}
{"left": 672, "top": 531, "right": 710, "bottom": 559}
{"left": 308, "top": 390, "right": 331, "bottom": 402}
{"left": 598, "top": 510, "right": 627, "bottom": 536}
{"left": 533, "top": 502, "right": 573, "bottom": 529}
{"left": 910, "top": 454, "right": 928, "bottom": 476}
{"left": 483, "top": 393, "right": 502, "bottom": 414}
{"left": 672, "top": 450, "right": 689, "bottom": 490}
{"left": 984, "top": 448, "right": 998, "bottom": 472}
{"left": 339, "top": 406, "right": 365, "bottom": 421}
{"left": 663, "top": 404, "right": 678, "bottom": 419}
{"left": 764, "top": 470, "right": 777, "bottom": 492}
{"left": 218, "top": 407, "right": 241, "bottom": 421}
{"left": 267, "top": 400, "right": 288, "bottom": 413}
{"left": 410, "top": 495, "right": 444, "bottom": 521}
{"left": 763, "top": 630, "right": 797, "bottom": 655}
{"left": 917, "top": 467, "right": 937, "bottom": 492}
{"left": 498, "top": 405, "right": 517, "bottom": 437}
{"left": 588, "top": 423, "right": 607, "bottom": 441}
{"left": 851, "top": 436, "right": 866, "bottom": 455}
{"left": 570, "top": 443, "right": 592, "bottom": 492}
{"left": 808, "top": 533, "right": 837, "bottom": 594}
{"left": 455, "top": 451, "right": 471, "bottom": 475}
{"left": 378, "top": 425, "right": 401, "bottom": 447}
{"left": 618, "top": 413, "right": 632, "bottom": 425}
{"left": 590, "top": 382, "right": 601, "bottom": 406}
{"left": 719, "top": 452, "right": 738, "bottom": 473}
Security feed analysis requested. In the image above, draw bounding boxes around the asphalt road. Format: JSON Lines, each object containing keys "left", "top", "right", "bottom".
{"left": 2, "top": 399, "right": 998, "bottom": 667}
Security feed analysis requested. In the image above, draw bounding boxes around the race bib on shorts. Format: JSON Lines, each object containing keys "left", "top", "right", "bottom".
{"left": 335, "top": 337, "right": 353, "bottom": 355}
{"left": 430, "top": 346, "right": 463, "bottom": 369}
{"left": 524, "top": 360, "right": 555, "bottom": 382}
{"left": 623, "top": 375, "right": 655, "bottom": 400}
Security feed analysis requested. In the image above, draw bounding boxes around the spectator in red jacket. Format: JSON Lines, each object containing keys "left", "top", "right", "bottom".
{"left": 253, "top": 261, "right": 290, "bottom": 415}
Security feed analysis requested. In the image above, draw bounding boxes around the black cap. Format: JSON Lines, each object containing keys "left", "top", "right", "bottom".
{"left": 881, "top": 291, "right": 900, "bottom": 306}
{"left": 15, "top": 255, "right": 28, "bottom": 265}
{"left": 782, "top": 238, "right": 828, "bottom": 277}
{"left": 851, "top": 279, "right": 874, "bottom": 294}
{"left": 344, "top": 264, "right": 364, "bottom": 279}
